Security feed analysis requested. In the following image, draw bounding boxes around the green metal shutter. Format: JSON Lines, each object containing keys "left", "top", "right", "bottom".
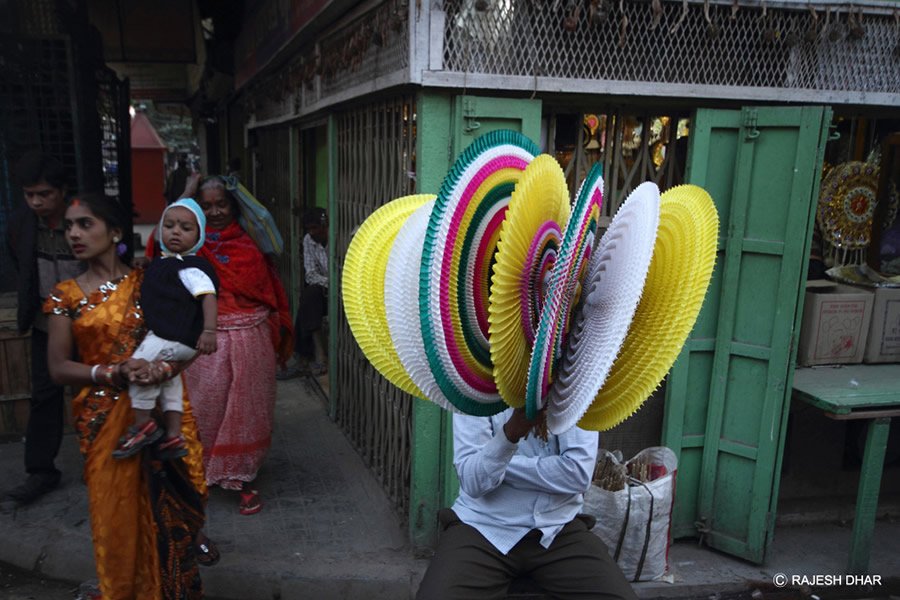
{"left": 662, "top": 106, "right": 832, "bottom": 563}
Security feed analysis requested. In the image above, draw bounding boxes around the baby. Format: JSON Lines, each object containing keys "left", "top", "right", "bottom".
{"left": 113, "top": 198, "right": 219, "bottom": 460}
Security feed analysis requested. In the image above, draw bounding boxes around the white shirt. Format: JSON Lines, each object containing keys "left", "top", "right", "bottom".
{"left": 178, "top": 267, "right": 216, "bottom": 297}
{"left": 451, "top": 408, "right": 599, "bottom": 555}
{"left": 303, "top": 233, "right": 328, "bottom": 288}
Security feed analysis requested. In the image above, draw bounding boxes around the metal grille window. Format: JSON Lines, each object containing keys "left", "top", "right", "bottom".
{"left": 0, "top": 36, "right": 81, "bottom": 292}
{"left": 439, "top": 0, "right": 899, "bottom": 102}
{"left": 320, "top": 3, "right": 410, "bottom": 98}
{"left": 95, "top": 66, "right": 132, "bottom": 252}
{"left": 334, "top": 95, "right": 417, "bottom": 519}
{"left": 549, "top": 109, "right": 690, "bottom": 220}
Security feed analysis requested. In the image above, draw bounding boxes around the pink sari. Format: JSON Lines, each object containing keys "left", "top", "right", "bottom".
{"left": 184, "top": 304, "right": 276, "bottom": 489}
{"left": 183, "top": 222, "right": 292, "bottom": 489}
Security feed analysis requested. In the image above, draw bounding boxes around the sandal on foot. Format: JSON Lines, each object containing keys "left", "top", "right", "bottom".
{"left": 195, "top": 534, "right": 220, "bottom": 567}
{"left": 239, "top": 489, "right": 262, "bottom": 515}
{"left": 276, "top": 366, "right": 302, "bottom": 380}
{"left": 155, "top": 435, "right": 189, "bottom": 460}
{"left": 112, "top": 421, "right": 163, "bottom": 459}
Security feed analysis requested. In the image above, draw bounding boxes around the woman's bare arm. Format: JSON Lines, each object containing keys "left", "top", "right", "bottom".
{"left": 46, "top": 313, "right": 94, "bottom": 385}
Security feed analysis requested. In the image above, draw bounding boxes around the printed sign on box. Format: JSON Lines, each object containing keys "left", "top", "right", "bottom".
{"left": 863, "top": 287, "right": 900, "bottom": 363}
{"left": 797, "top": 282, "right": 873, "bottom": 366}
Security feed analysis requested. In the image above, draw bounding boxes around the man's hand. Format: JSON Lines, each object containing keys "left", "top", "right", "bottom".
{"left": 179, "top": 172, "right": 203, "bottom": 200}
{"left": 503, "top": 406, "right": 547, "bottom": 443}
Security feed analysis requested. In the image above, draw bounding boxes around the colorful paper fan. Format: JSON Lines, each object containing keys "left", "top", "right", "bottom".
{"left": 577, "top": 184, "right": 719, "bottom": 431}
{"left": 525, "top": 163, "right": 603, "bottom": 418}
{"left": 384, "top": 199, "right": 457, "bottom": 412}
{"left": 816, "top": 161, "right": 898, "bottom": 250}
{"left": 419, "top": 130, "right": 539, "bottom": 416}
{"left": 489, "top": 155, "right": 570, "bottom": 408}
{"left": 343, "top": 194, "right": 434, "bottom": 398}
{"left": 546, "top": 181, "right": 660, "bottom": 434}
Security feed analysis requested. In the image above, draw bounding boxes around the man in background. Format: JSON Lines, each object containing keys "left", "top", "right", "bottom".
{"left": 293, "top": 207, "right": 329, "bottom": 377}
{"left": 5, "top": 151, "right": 85, "bottom": 506}
{"left": 165, "top": 153, "right": 192, "bottom": 205}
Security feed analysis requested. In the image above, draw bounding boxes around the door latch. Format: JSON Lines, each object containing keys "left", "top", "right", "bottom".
{"left": 694, "top": 515, "right": 711, "bottom": 546}
{"left": 463, "top": 97, "right": 481, "bottom": 133}
{"left": 743, "top": 109, "right": 760, "bottom": 141}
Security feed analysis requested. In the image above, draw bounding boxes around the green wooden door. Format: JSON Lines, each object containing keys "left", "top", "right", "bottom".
{"left": 410, "top": 92, "right": 542, "bottom": 550}
{"left": 451, "top": 95, "right": 543, "bottom": 159}
{"left": 662, "top": 105, "right": 832, "bottom": 563}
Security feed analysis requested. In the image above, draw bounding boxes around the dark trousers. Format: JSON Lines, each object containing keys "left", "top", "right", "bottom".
{"left": 416, "top": 509, "right": 638, "bottom": 600}
{"left": 24, "top": 328, "right": 65, "bottom": 477}
{"left": 294, "top": 283, "right": 327, "bottom": 359}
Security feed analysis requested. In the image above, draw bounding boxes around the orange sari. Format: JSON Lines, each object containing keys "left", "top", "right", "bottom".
{"left": 45, "top": 271, "right": 207, "bottom": 600}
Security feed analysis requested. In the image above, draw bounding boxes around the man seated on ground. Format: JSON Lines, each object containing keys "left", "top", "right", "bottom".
{"left": 416, "top": 406, "right": 637, "bottom": 600}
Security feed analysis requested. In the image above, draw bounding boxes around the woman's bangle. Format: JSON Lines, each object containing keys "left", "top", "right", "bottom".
{"left": 160, "top": 361, "right": 175, "bottom": 380}
{"left": 202, "top": 329, "right": 216, "bottom": 334}
{"left": 103, "top": 365, "right": 115, "bottom": 385}
{"left": 90, "top": 364, "right": 100, "bottom": 384}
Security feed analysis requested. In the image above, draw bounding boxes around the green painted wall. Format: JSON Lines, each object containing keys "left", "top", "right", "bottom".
{"left": 409, "top": 90, "right": 454, "bottom": 552}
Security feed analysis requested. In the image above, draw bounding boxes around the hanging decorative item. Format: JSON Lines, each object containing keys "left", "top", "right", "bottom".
{"left": 584, "top": 114, "right": 602, "bottom": 150}
{"left": 816, "top": 161, "right": 898, "bottom": 256}
{"left": 489, "top": 155, "right": 571, "bottom": 408}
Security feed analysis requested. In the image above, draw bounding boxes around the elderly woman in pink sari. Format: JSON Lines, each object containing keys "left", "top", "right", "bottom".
{"left": 148, "top": 175, "right": 292, "bottom": 515}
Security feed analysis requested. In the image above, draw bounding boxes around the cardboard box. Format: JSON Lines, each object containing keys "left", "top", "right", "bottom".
{"left": 863, "top": 286, "right": 900, "bottom": 363}
{"left": 797, "top": 281, "right": 873, "bottom": 366}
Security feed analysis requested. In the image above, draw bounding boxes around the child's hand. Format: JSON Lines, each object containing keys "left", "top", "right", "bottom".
{"left": 197, "top": 331, "right": 217, "bottom": 355}
{"left": 122, "top": 358, "right": 152, "bottom": 383}
{"left": 131, "top": 256, "right": 150, "bottom": 269}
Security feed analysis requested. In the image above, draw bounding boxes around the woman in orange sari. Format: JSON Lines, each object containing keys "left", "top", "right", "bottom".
{"left": 46, "top": 193, "right": 207, "bottom": 599}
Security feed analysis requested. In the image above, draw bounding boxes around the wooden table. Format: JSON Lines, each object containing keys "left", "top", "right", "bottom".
{"left": 791, "top": 364, "right": 900, "bottom": 574}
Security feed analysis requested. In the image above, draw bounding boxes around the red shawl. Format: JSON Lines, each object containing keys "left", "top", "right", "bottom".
{"left": 146, "top": 221, "right": 293, "bottom": 363}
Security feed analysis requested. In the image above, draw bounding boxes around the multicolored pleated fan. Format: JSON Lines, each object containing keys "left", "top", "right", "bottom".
{"left": 343, "top": 194, "right": 434, "bottom": 398}
{"left": 577, "top": 184, "right": 719, "bottom": 431}
{"left": 419, "top": 130, "right": 539, "bottom": 416}
{"left": 525, "top": 163, "right": 603, "bottom": 418}
{"left": 547, "top": 181, "right": 660, "bottom": 434}
{"left": 384, "top": 199, "right": 457, "bottom": 412}
{"left": 489, "top": 155, "right": 570, "bottom": 408}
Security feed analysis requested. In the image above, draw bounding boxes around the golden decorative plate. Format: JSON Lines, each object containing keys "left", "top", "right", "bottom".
{"left": 817, "top": 161, "right": 898, "bottom": 250}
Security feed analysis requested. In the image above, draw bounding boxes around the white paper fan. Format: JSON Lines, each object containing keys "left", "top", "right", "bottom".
{"left": 546, "top": 181, "right": 661, "bottom": 433}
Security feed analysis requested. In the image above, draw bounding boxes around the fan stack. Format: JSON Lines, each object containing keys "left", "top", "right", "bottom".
{"left": 342, "top": 130, "right": 719, "bottom": 434}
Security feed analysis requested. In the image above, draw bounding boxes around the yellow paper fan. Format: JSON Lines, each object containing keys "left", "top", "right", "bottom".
{"left": 489, "top": 155, "right": 571, "bottom": 407}
{"left": 342, "top": 194, "right": 435, "bottom": 397}
{"left": 578, "top": 184, "right": 719, "bottom": 431}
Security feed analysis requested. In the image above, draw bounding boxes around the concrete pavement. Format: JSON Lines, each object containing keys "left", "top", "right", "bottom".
{"left": 1, "top": 374, "right": 898, "bottom": 599}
